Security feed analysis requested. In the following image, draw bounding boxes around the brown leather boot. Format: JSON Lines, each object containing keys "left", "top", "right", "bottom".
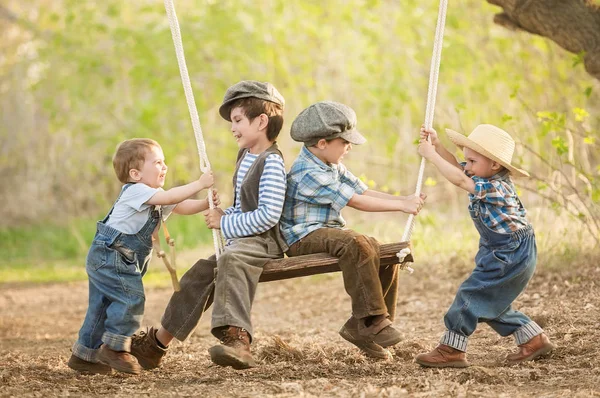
{"left": 67, "top": 354, "right": 113, "bottom": 375}
{"left": 358, "top": 315, "right": 402, "bottom": 348}
{"left": 415, "top": 344, "right": 469, "bottom": 368}
{"left": 131, "top": 327, "right": 168, "bottom": 370}
{"left": 97, "top": 345, "right": 141, "bottom": 375}
{"left": 339, "top": 317, "right": 392, "bottom": 360}
{"left": 208, "top": 326, "right": 256, "bottom": 370}
{"left": 506, "top": 333, "right": 555, "bottom": 365}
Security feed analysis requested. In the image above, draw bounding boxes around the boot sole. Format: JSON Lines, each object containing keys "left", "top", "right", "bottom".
{"left": 506, "top": 343, "right": 555, "bottom": 365}
{"left": 67, "top": 357, "right": 113, "bottom": 375}
{"left": 208, "top": 345, "right": 256, "bottom": 370}
{"left": 339, "top": 328, "right": 392, "bottom": 360}
{"left": 415, "top": 357, "right": 469, "bottom": 368}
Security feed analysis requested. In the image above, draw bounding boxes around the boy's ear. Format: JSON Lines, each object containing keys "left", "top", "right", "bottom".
{"left": 491, "top": 161, "right": 503, "bottom": 171}
{"left": 129, "top": 168, "right": 142, "bottom": 181}
{"left": 258, "top": 113, "right": 269, "bottom": 130}
{"left": 315, "top": 138, "right": 328, "bottom": 149}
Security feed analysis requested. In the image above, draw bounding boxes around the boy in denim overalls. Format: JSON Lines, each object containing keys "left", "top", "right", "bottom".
{"left": 281, "top": 101, "right": 426, "bottom": 359}
{"left": 68, "top": 138, "right": 214, "bottom": 375}
{"left": 415, "top": 124, "right": 555, "bottom": 367}
{"left": 129, "top": 81, "right": 288, "bottom": 370}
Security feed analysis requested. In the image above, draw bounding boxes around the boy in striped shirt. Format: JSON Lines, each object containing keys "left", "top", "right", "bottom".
{"left": 415, "top": 124, "right": 555, "bottom": 367}
{"left": 130, "top": 81, "right": 287, "bottom": 370}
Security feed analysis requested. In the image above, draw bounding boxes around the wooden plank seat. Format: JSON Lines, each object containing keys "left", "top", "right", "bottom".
{"left": 259, "top": 241, "right": 413, "bottom": 282}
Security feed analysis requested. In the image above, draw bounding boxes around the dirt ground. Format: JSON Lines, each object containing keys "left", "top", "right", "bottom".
{"left": 1, "top": 254, "right": 599, "bottom": 398}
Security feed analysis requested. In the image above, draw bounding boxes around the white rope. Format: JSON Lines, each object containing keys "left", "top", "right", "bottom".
{"left": 164, "top": 0, "right": 224, "bottom": 258}
{"left": 397, "top": 0, "right": 448, "bottom": 267}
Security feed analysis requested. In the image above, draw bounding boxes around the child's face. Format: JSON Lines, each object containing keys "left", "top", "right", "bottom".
{"left": 318, "top": 137, "right": 352, "bottom": 165}
{"left": 463, "top": 147, "right": 501, "bottom": 178}
{"left": 132, "top": 145, "right": 168, "bottom": 188}
{"left": 230, "top": 106, "right": 266, "bottom": 153}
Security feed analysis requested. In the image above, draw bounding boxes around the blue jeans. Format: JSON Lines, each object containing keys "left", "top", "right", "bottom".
{"left": 440, "top": 207, "right": 543, "bottom": 352}
{"left": 72, "top": 185, "right": 158, "bottom": 362}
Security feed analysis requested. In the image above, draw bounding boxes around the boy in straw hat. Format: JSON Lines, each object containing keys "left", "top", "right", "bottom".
{"left": 415, "top": 124, "right": 555, "bottom": 367}
{"left": 281, "top": 101, "right": 426, "bottom": 359}
{"left": 129, "top": 81, "right": 288, "bottom": 370}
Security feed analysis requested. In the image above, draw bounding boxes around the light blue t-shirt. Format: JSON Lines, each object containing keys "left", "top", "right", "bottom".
{"left": 105, "top": 183, "right": 175, "bottom": 234}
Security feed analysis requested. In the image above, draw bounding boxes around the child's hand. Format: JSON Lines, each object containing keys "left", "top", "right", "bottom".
{"left": 420, "top": 125, "right": 439, "bottom": 146}
{"left": 403, "top": 194, "right": 425, "bottom": 215}
{"left": 418, "top": 139, "right": 437, "bottom": 159}
{"left": 199, "top": 170, "right": 215, "bottom": 190}
{"left": 210, "top": 188, "right": 221, "bottom": 207}
{"left": 204, "top": 208, "right": 224, "bottom": 229}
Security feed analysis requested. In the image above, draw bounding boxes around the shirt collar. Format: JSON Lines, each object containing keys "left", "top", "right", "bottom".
{"left": 300, "top": 146, "right": 337, "bottom": 171}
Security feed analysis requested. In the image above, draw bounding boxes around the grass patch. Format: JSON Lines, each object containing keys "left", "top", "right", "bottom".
{"left": 1, "top": 215, "right": 214, "bottom": 284}
{"left": 1, "top": 205, "right": 596, "bottom": 285}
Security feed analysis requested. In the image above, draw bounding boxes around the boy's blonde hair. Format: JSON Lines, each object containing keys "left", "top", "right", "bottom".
{"left": 113, "top": 138, "right": 160, "bottom": 183}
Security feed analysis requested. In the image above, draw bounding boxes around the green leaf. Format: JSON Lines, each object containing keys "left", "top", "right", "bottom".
{"left": 572, "top": 51, "right": 586, "bottom": 67}
{"left": 551, "top": 136, "right": 569, "bottom": 156}
{"left": 573, "top": 107, "right": 590, "bottom": 122}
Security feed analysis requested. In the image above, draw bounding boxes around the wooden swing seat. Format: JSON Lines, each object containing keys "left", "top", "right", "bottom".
{"left": 259, "top": 241, "right": 413, "bottom": 282}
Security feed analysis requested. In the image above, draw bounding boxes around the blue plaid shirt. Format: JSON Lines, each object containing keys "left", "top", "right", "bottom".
{"left": 281, "top": 146, "right": 368, "bottom": 245}
{"left": 462, "top": 163, "right": 529, "bottom": 233}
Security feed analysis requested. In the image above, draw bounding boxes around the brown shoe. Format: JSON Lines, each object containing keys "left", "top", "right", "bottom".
{"left": 506, "top": 333, "right": 555, "bottom": 365}
{"left": 98, "top": 345, "right": 141, "bottom": 375}
{"left": 131, "top": 327, "right": 168, "bottom": 370}
{"left": 415, "top": 344, "right": 469, "bottom": 368}
{"left": 208, "top": 326, "right": 256, "bottom": 370}
{"left": 339, "top": 317, "right": 391, "bottom": 359}
{"left": 67, "top": 354, "right": 113, "bottom": 375}
{"left": 358, "top": 315, "right": 402, "bottom": 348}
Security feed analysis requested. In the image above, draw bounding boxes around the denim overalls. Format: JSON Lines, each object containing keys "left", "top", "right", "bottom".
{"left": 72, "top": 184, "right": 160, "bottom": 362}
{"left": 439, "top": 200, "right": 544, "bottom": 352}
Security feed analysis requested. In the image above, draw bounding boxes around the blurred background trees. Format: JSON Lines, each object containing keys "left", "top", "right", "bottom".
{"left": 1, "top": 0, "right": 598, "bottom": 247}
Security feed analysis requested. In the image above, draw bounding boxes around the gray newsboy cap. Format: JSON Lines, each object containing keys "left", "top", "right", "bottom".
{"left": 290, "top": 101, "right": 367, "bottom": 146}
{"left": 219, "top": 80, "right": 285, "bottom": 121}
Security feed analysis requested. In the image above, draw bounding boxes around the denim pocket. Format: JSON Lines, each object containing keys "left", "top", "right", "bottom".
{"left": 87, "top": 241, "right": 109, "bottom": 271}
{"left": 114, "top": 245, "right": 140, "bottom": 275}
{"left": 492, "top": 242, "right": 520, "bottom": 265}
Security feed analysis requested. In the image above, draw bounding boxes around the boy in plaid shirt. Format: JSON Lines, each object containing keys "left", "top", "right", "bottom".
{"left": 281, "top": 101, "right": 426, "bottom": 359}
{"left": 415, "top": 124, "right": 555, "bottom": 367}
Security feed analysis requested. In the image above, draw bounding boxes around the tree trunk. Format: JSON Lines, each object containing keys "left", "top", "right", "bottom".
{"left": 487, "top": 0, "right": 600, "bottom": 81}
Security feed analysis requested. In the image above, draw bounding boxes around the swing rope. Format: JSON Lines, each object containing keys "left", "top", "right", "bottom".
{"left": 397, "top": 0, "right": 448, "bottom": 270}
{"left": 164, "top": 0, "right": 225, "bottom": 259}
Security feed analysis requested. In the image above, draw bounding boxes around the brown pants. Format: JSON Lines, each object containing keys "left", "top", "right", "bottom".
{"left": 287, "top": 228, "right": 399, "bottom": 321}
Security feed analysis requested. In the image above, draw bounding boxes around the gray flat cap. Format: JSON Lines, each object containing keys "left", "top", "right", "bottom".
{"left": 290, "top": 101, "right": 367, "bottom": 146}
{"left": 219, "top": 80, "right": 285, "bottom": 121}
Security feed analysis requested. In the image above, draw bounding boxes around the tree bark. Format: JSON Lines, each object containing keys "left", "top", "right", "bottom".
{"left": 487, "top": 0, "right": 600, "bottom": 81}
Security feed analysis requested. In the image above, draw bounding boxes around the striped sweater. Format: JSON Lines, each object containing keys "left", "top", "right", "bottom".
{"left": 220, "top": 152, "right": 287, "bottom": 240}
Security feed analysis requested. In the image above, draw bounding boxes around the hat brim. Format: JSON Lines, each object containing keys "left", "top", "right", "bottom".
{"left": 219, "top": 96, "right": 254, "bottom": 121}
{"left": 445, "top": 129, "right": 529, "bottom": 178}
{"left": 340, "top": 129, "right": 367, "bottom": 145}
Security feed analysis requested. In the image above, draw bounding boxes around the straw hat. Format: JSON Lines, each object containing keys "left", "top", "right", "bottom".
{"left": 445, "top": 124, "right": 529, "bottom": 178}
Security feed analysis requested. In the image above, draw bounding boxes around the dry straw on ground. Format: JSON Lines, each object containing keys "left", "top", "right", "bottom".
{"left": 1, "top": 248, "right": 599, "bottom": 397}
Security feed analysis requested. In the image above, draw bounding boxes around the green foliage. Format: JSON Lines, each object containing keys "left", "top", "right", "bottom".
{"left": 1, "top": 0, "right": 599, "bottom": 265}
{"left": 0, "top": 215, "right": 213, "bottom": 268}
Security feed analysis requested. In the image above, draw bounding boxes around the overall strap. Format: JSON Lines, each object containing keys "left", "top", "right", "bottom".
{"left": 100, "top": 183, "right": 135, "bottom": 224}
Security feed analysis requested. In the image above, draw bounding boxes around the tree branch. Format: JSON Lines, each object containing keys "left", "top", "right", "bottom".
{"left": 487, "top": 0, "right": 600, "bottom": 80}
